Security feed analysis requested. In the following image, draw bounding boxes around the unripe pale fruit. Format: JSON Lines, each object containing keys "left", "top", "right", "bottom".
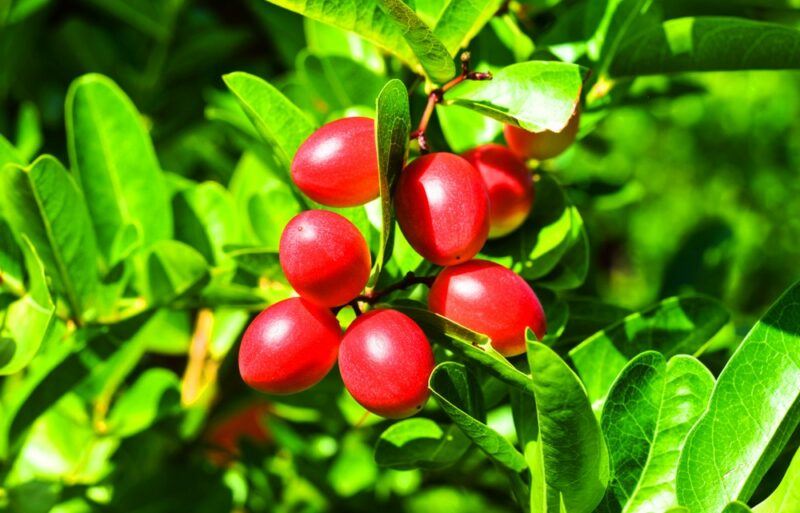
{"left": 503, "top": 108, "right": 580, "bottom": 161}
{"left": 279, "top": 210, "right": 371, "bottom": 307}
{"left": 339, "top": 309, "right": 434, "bottom": 419}
{"left": 428, "top": 259, "right": 546, "bottom": 357}
{"left": 291, "top": 116, "right": 379, "bottom": 207}
{"left": 239, "top": 298, "right": 342, "bottom": 394}
{"left": 394, "top": 153, "right": 490, "bottom": 266}
{"left": 462, "top": 144, "right": 534, "bottom": 239}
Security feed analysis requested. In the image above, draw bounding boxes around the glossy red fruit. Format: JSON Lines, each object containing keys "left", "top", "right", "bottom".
{"left": 428, "top": 259, "right": 546, "bottom": 357}
{"left": 339, "top": 309, "right": 434, "bottom": 419}
{"left": 291, "top": 117, "right": 379, "bottom": 207}
{"left": 394, "top": 153, "right": 490, "bottom": 266}
{"left": 279, "top": 210, "right": 371, "bottom": 307}
{"left": 239, "top": 298, "right": 342, "bottom": 394}
{"left": 462, "top": 144, "right": 534, "bottom": 239}
{"left": 503, "top": 108, "right": 580, "bottom": 161}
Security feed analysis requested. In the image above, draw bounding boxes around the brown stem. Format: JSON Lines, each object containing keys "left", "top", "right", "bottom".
{"left": 410, "top": 51, "right": 492, "bottom": 152}
{"left": 355, "top": 272, "right": 435, "bottom": 304}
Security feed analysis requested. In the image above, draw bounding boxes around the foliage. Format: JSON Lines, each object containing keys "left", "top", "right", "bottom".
{"left": 1, "top": 0, "right": 800, "bottom": 512}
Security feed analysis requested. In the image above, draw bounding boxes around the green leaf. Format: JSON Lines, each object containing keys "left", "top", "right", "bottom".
{"left": 446, "top": 61, "right": 585, "bottom": 132}
{"left": 0, "top": 133, "right": 24, "bottom": 167}
{"left": 609, "top": 17, "right": 800, "bottom": 78}
{"left": 0, "top": 219, "right": 24, "bottom": 295}
{"left": 375, "top": 0, "right": 455, "bottom": 83}
{"left": 223, "top": 245, "right": 282, "bottom": 280}
{"left": 106, "top": 368, "right": 181, "bottom": 437}
{"left": 10, "top": 394, "right": 118, "bottom": 484}
{"left": 0, "top": 236, "right": 55, "bottom": 375}
{"left": 229, "top": 151, "right": 301, "bottom": 249}
{"left": 395, "top": 305, "right": 533, "bottom": 392}
{"left": 14, "top": 101, "right": 42, "bottom": 162}
{"left": 173, "top": 182, "right": 241, "bottom": 265}
{"left": 208, "top": 308, "right": 250, "bottom": 360}
{"left": 677, "top": 281, "right": 800, "bottom": 513}
{"left": 537, "top": 209, "right": 590, "bottom": 291}
{"left": 430, "top": 362, "right": 527, "bottom": 472}
{"left": 560, "top": 298, "right": 631, "bottom": 347}
{"left": 368, "top": 79, "right": 410, "bottom": 288}
{"left": 66, "top": 73, "right": 172, "bottom": 264}
{"left": 265, "top": 0, "right": 422, "bottom": 73}
{"left": 304, "top": 18, "right": 386, "bottom": 74}
{"left": 723, "top": 502, "right": 755, "bottom": 513}
{"left": 223, "top": 71, "right": 315, "bottom": 166}
{"left": 753, "top": 445, "right": 800, "bottom": 513}
{"left": 0, "top": 156, "right": 101, "bottom": 321}
{"left": 591, "top": 0, "right": 656, "bottom": 76}
{"left": 432, "top": 0, "right": 505, "bottom": 56}
{"left": 375, "top": 417, "right": 471, "bottom": 470}
{"left": 436, "top": 103, "right": 502, "bottom": 153}
{"left": 527, "top": 339, "right": 608, "bottom": 513}
{"left": 143, "top": 240, "right": 209, "bottom": 306}
{"left": 481, "top": 174, "right": 581, "bottom": 280}
{"left": 299, "top": 52, "right": 385, "bottom": 112}
{"left": 569, "top": 295, "right": 729, "bottom": 409}
{"left": 600, "top": 353, "right": 714, "bottom": 513}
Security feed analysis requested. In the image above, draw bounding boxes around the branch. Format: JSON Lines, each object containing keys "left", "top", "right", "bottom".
{"left": 411, "top": 51, "right": 492, "bottom": 152}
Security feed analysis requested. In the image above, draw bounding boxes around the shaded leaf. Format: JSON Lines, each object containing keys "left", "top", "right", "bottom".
{"left": 106, "top": 368, "right": 181, "bottom": 437}
{"left": 395, "top": 305, "right": 532, "bottom": 392}
{"left": 753, "top": 445, "right": 800, "bottom": 513}
{"left": 432, "top": 0, "right": 505, "bottom": 56}
{"left": 368, "top": 79, "right": 410, "bottom": 288}
{"left": 143, "top": 240, "right": 209, "bottom": 306}
{"left": 430, "top": 362, "right": 527, "bottom": 472}
{"left": 527, "top": 338, "right": 608, "bottom": 513}
{"left": 569, "top": 295, "right": 729, "bottom": 409}
{"left": 0, "top": 237, "right": 54, "bottom": 375}
{"left": 610, "top": 17, "right": 800, "bottom": 77}
{"left": 0, "top": 156, "right": 100, "bottom": 320}
{"left": 375, "top": 418, "right": 471, "bottom": 470}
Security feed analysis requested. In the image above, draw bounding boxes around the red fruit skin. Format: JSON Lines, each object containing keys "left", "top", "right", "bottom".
{"left": 291, "top": 117, "right": 379, "bottom": 207}
{"left": 339, "top": 309, "right": 435, "bottom": 419}
{"left": 239, "top": 297, "right": 342, "bottom": 394}
{"left": 279, "top": 210, "right": 371, "bottom": 307}
{"left": 503, "top": 108, "right": 580, "bottom": 161}
{"left": 428, "top": 259, "right": 546, "bottom": 357}
{"left": 394, "top": 153, "right": 490, "bottom": 266}
{"left": 462, "top": 144, "right": 534, "bottom": 239}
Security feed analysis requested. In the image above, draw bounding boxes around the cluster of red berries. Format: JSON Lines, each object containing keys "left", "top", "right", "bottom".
{"left": 239, "top": 111, "right": 579, "bottom": 419}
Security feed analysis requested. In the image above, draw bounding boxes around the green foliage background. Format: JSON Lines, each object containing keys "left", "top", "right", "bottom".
{"left": 1, "top": 1, "right": 800, "bottom": 512}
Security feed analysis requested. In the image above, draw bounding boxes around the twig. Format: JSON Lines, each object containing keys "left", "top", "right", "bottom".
{"left": 411, "top": 51, "right": 492, "bottom": 152}
{"left": 355, "top": 272, "right": 435, "bottom": 304}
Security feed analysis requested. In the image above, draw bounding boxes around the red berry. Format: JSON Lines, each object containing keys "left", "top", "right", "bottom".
{"left": 339, "top": 309, "right": 434, "bottom": 419}
{"left": 503, "top": 108, "right": 580, "bottom": 161}
{"left": 462, "top": 144, "right": 534, "bottom": 239}
{"left": 394, "top": 153, "right": 490, "bottom": 266}
{"left": 428, "top": 259, "right": 546, "bottom": 357}
{"left": 239, "top": 298, "right": 342, "bottom": 394}
{"left": 279, "top": 210, "right": 371, "bottom": 307}
{"left": 291, "top": 117, "right": 379, "bottom": 207}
